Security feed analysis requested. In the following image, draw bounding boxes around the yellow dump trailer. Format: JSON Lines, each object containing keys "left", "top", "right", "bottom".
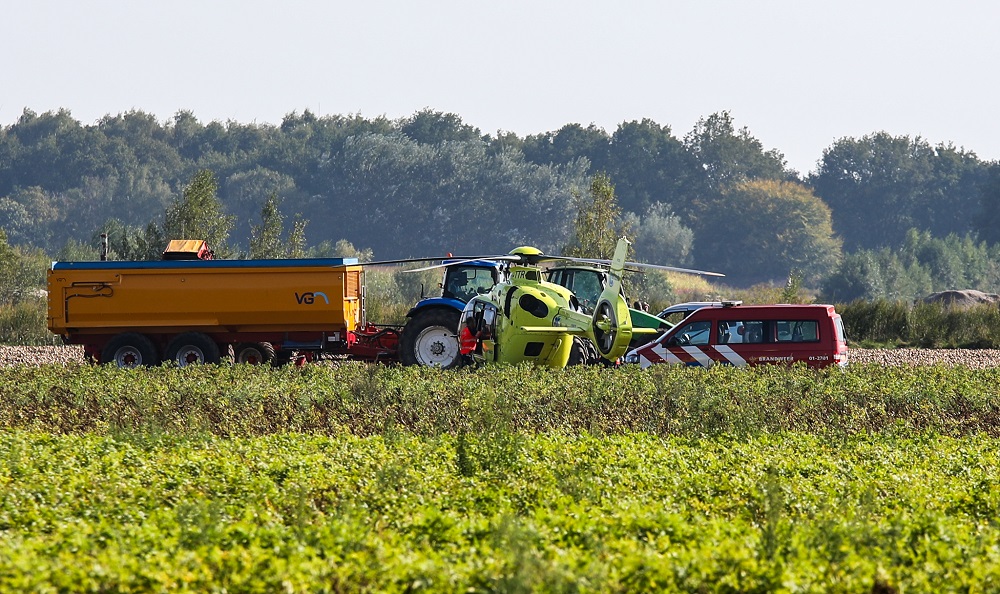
{"left": 46, "top": 257, "right": 398, "bottom": 366}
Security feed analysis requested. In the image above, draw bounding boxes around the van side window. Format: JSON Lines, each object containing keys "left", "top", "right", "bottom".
{"left": 720, "top": 321, "right": 746, "bottom": 343}
{"left": 776, "top": 320, "right": 819, "bottom": 343}
{"left": 742, "top": 321, "right": 766, "bottom": 343}
{"left": 718, "top": 322, "right": 732, "bottom": 344}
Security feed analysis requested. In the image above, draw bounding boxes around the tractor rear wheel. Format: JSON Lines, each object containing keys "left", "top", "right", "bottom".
{"left": 399, "top": 309, "right": 462, "bottom": 368}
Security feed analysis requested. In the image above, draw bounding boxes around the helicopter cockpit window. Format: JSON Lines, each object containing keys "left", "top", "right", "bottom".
{"left": 560, "top": 270, "right": 603, "bottom": 314}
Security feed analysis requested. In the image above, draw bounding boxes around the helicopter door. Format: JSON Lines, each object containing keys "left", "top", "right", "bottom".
{"left": 481, "top": 302, "right": 498, "bottom": 360}
{"left": 459, "top": 299, "right": 499, "bottom": 363}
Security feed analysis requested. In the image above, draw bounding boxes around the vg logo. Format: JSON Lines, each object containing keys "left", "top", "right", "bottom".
{"left": 295, "top": 291, "right": 330, "bottom": 305}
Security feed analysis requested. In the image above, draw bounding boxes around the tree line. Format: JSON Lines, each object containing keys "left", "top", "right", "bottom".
{"left": 2, "top": 106, "right": 999, "bottom": 302}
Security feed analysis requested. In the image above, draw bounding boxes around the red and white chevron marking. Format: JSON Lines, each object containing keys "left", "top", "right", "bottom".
{"left": 640, "top": 344, "right": 748, "bottom": 368}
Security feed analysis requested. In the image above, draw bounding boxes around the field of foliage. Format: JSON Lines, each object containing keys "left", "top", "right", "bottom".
{"left": 2, "top": 362, "right": 1000, "bottom": 592}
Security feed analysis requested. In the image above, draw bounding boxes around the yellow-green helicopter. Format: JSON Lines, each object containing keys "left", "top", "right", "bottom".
{"left": 452, "top": 237, "right": 724, "bottom": 368}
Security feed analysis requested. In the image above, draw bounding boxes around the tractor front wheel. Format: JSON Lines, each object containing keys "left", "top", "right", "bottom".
{"left": 399, "top": 309, "right": 462, "bottom": 368}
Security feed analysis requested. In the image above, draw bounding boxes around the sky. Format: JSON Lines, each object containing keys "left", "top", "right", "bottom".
{"left": 4, "top": 0, "right": 999, "bottom": 175}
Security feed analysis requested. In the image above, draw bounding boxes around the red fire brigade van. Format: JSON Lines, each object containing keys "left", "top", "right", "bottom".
{"left": 624, "top": 303, "right": 848, "bottom": 369}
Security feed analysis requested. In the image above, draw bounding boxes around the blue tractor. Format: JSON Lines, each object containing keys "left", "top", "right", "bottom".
{"left": 398, "top": 259, "right": 503, "bottom": 368}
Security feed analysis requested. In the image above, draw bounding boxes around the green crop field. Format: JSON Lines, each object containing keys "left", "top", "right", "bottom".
{"left": 2, "top": 362, "right": 999, "bottom": 592}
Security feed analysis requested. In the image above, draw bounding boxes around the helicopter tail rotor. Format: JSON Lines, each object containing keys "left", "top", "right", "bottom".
{"left": 589, "top": 238, "right": 634, "bottom": 361}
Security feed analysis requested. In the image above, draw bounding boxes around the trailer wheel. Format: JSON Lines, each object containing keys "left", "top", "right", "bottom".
{"left": 234, "top": 342, "right": 275, "bottom": 365}
{"left": 399, "top": 309, "right": 462, "bottom": 368}
{"left": 166, "top": 332, "right": 221, "bottom": 366}
{"left": 102, "top": 333, "right": 160, "bottom": 368}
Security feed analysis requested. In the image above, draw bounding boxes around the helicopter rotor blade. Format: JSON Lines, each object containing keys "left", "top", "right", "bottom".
{"left": 362, "top": 256, "right": 451, "bottom": 266}
{"left": 559, "top": 257, "right": 725, "bottom": 278}
{"left": 398, "top": 255, "right": 519, "bottom": 273}
{"left": 362, "top": 238, "right": 725, "bottom": 278}
{"left": 627, "top": 261, "right": 724, "bottom": 277}
{"left": 362, "top": 254, "right": 511, "bottom": 266}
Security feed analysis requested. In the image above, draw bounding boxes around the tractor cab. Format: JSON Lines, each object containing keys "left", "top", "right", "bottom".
{"left": 441, "top": 262, "right": 500, "bottom": 302}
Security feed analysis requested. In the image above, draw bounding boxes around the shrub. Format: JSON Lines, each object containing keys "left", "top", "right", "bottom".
{"left": 838, "top": 298, "right": 1000, "bottom": 348}
{"left": 838, "top": 299, "right": 909, "bottom": 345}
{"left": 0, "top": 299, "right": 53, "bottom": 345}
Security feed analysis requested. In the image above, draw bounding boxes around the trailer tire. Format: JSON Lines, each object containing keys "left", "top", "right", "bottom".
{"left": 166, "top": 332, "right": 221, "bottom": 367}
{"left": 102, "top": 333, "right": 160, "bottom": 368}
{"left": 234, "top": 342, "right": 275, "bottom": 365}
{"left": 399, "top": 309, "right": 462, "bottom": 368}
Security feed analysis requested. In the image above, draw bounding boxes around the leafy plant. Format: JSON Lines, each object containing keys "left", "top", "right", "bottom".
{"left": 3, "top": 430, "right": 1000, "bottom": 592}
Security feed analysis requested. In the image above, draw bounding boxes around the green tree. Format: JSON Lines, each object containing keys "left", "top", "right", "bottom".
{"left": 811, "top": 133, "right": 987, "bottom": 251}
{"left": 975, "top": 162, "right": 1000, "bottom": 245}
{"left": 607, "top": 119, "right": 700, "bottom": 217}
{"left": 820, "top": 249, "right": 933, "bottom": 303}
{"left": 56, "top": 238, "right": 99, "bottom": 261}
{"left": 819, "top": 229, "right": 1000, "bottom": 302}
{"left": 564, "top": 173, "right": 629, "bottom": 259}
{"left": 921, "top": 144, "right": 988, "bottom": 239}
{"left": 310, "top": 238, "right": 373, "bottom": 261}
{"left": 286, "top": 216, "right": 308, "bottom": 258}
{"left": 0, "top": 186, "right": 69, "bottom": 250}
{"left": 0, "top": 229, "right": 50, "bottom": 306}
{"left": 683, "top": 111, "right": 790, "bottom": 190}
{"left": 624, "top": 202, "right": 695, "bottom": 266}
{"left": 399, "top": 109, "right": 481, "bottom": 145}
{"left": 0, "top": 229, "right": 19, "bottom": 303}
{"left": 316, "top": 132, "right": 582, "bottom": 257}
{"left": 163, "top": 169, "right": 235, "bottom": 255}
{"left": 697, "top": 179, "right": 842, "bottom": 285}
{"left": 248, "top": 195, "right": 284, "bottom": 259}
{"left": 2, "top": 108, "right": 111, "bottom": 194}
{"left": 96, "top": 219, "right": 165, "bottom": 261}
{"left": 224, "top": 166, "right": 300, "bottom": 243}
{"left": 522, "top": 123, "right": 611, "bottom": 172}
